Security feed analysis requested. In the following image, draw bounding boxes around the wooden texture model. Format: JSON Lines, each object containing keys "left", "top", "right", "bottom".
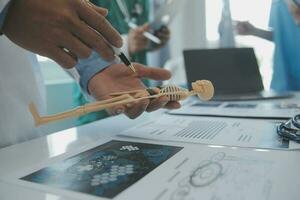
{"left": 29, "top": 80, "right": 214, "bottom": 126}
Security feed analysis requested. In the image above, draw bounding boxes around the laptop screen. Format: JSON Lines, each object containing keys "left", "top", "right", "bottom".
{"left": 184, "top": 48, "right": 264, "bottom": 95}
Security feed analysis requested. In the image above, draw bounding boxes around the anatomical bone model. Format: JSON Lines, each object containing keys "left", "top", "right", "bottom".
{"left": 29, "top": 80, "right": 214, "bottom": 126}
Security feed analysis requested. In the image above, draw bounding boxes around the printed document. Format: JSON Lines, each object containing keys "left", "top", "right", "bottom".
{"left": 120, "top": 115, "right": 300, "bottom": 150}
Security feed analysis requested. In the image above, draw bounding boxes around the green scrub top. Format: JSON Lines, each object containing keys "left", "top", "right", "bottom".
{"left": 91, "top": 0, "right": 150, "bottom": 65}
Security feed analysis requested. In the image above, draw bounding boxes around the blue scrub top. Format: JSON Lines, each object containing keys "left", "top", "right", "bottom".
{"left": 270, "top": 0, "right": 300, "bottom": 91}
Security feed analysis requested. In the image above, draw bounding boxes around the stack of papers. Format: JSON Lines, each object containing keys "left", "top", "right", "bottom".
{"left": 168, "top": 101, "right": 300, "bottom": 119}
{"left": 120, "top": 115, "right": 300, "bottom": 150}
{"left": 13, "top": 138, "right": 300, "bottom": 200}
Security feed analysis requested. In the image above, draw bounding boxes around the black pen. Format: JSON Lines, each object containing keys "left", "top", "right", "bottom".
{"left": 111, "top": 46, "right": 136, "bottom": 73}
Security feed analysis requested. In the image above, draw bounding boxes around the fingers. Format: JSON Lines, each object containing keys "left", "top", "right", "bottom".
{"left": 93, "top": 7, "right": 108, "bottom": 16}
{"left": 233, "top": 20, "right": 243, "bottom": 24}
{"left": 128, "top": 28, "right": 148, "bottom": 53}
{"left": 156, "top": 30, "right": 170, "bottom": 43}
{"left": 83, "top": 1, "right": 108, "bottom": 16}
{"left": 125, "top": 99, "right": 149, "bottom": 119}
{"left": 105, "top": 88, "right": 180, "bottom": 118}
{"left": 134, "top": 63, "right": 171, "bottom": 80}
{"left": 73, "top": 21, "right": 115, "bottom": 60}
{"left": 107, "top": 100, "right": 150, "bottom": 119}
{"left": 50, "top": 47, "right": 77, "bottom": 68}
{"left": 141, "top": 23, "right": 150, "bottom": 32}
{"left": 107, "top": 91, "right": 150, "bottom": 119}
{"left": 146, "top": 96, "right": 169, "bottom": 112}
{"left": 59, "top": 33, "right": 92, "bottom": 59}
{"left": 164, "top": 101, "right": 181, "bottom": 110}
{"left": 145, "top": 87, "right": 180, "bottom": 112}
{"left": 77, "top": 2, "right": 123, "bottom": 48}
{"left": 107, "top": 104, "right": 126, "bottom": 116}
{"left": 124, "top": 91, "right": 149, "bottom": 119}
{"left": 134, "top": 23, "right": 150, "bottom": 34}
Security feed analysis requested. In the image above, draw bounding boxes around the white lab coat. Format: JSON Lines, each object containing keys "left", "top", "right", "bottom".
{"left": 0, "top": 35, "right": 46, "bottom": 148}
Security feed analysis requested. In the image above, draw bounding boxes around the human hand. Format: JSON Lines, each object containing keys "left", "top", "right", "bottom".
{"left": 286, "top": 0, "right": 300, "bottom": 25}
{"left": 151, "top": 26, "right": 170, "bottom": 50}
{"left": 88, "top": 63, "right": 181, "bottom": 119}
{"left": 128, "top": 24, "right": 150, "bottom": 55}
{"left": 3, "top": 0, "right": 122, "bottom": 68}
{"left": 235, "top": 21, "right": 256, "bottom": 35}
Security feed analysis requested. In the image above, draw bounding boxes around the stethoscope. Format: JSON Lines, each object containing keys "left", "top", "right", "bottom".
{"left": 115, "top": 0, "right": 144, "bottom": 24}
{"left": 277, "top": 114, "right": 300, "bottom": 143}
{"left": 115, "top": 0, "right": 162, "bottom": 44}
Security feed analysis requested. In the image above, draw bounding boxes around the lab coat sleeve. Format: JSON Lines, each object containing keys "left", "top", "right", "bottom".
{"left": 73, "top": 50, "right": 114, "bottom": 94}
{"left": 0, "top": 0, "right": 11, "bottom": 34}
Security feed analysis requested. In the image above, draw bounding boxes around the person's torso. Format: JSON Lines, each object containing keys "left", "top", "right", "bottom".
{"left": 0, "top": 36, "right": 45, "bottom": 148}
{"left": 270, "top": 0, "right": 300, "bottom": 91}
{"left": 91, "top": 0, "right": 149, "bottom": 64}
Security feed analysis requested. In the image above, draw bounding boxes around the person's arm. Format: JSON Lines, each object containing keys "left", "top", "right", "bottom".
{"left": 73, "top": 52, "right": 180, "bottom": 119}
{"left": 1, "top": 0, "right": 123, "bottom": 68}
{"left": 251, "top": 28, "right": 274, "bottom": 41}
{"left": 286, "top": 0, "right": 300, "bottom": 25}
{"left": 148, "top": 26, "right": 170, "bottom": 51}
{"left": 87, "top": 62, "right": 181, "bottom": 118}
{"left": 127, "top": 24, "right": 171, "bottom": 55}
{"left": 127, "top": 24, "right": 150, "bottom": 55}
{"left": 235, "top": 21, "right": 274, "bottom": 41}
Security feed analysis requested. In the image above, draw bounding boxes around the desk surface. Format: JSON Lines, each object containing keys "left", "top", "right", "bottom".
{"left": 1, "top": 94, "right": 300, "bottom": 200}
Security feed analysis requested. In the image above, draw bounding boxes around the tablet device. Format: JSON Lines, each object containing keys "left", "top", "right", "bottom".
{"left": 150, "top": 0, "right": 186, "bottom": 30}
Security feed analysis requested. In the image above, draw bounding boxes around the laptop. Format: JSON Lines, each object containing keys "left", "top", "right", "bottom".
{"left": 183, "top": 48, "right": 292, "bottom": 101}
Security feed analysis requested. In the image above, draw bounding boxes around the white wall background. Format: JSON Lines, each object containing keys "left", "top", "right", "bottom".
{"left": 169, "top": 0, "right": 207, "bottom": 58}
{"left": 164, "top": 0, "right": 206, "bottom": 85}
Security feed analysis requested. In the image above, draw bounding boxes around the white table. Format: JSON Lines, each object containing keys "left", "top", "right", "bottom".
{"left": 1, "top": 94, "right": 300, "bottom": 200}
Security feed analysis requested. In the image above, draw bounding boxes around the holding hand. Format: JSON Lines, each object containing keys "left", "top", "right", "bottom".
{"left": 286, "top": 0, "right": 300, "bottom": 25}
{"left": 128, "top": 24, "right": 150, "bottom": 54}
{"left": 235, "top": 21, "right": 256, "bottom": 36}
{"left": 151, "top": 25, "right": 171, "bottom": 50}
{"left": 127, "top": 24, "right": 171, "bottom": 54}
{"left": 88, "top": 63, "right": 181, "bottom": 119}
{"left": 3, "top": 0, "right": 122, "bottom": 68}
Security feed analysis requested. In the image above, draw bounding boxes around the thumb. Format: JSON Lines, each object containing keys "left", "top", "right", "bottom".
{"left": 142, "top": 23, "right": 151, "bottom": 31}
{"left": 134, "top": 63, "right": 171, "bottom": 81}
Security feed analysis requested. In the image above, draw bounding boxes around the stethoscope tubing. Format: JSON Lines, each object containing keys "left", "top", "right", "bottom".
{"left": 277, "top": 118, "right": 300, "bottom": 143}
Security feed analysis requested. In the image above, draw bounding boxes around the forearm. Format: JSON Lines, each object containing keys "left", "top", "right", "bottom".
{"left": 251, "top": 28, "right": 274, "bottom": 41}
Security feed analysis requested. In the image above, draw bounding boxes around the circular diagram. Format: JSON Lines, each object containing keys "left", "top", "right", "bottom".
{"left": 189, "top": 162, "right": 223, "bottom": 187}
